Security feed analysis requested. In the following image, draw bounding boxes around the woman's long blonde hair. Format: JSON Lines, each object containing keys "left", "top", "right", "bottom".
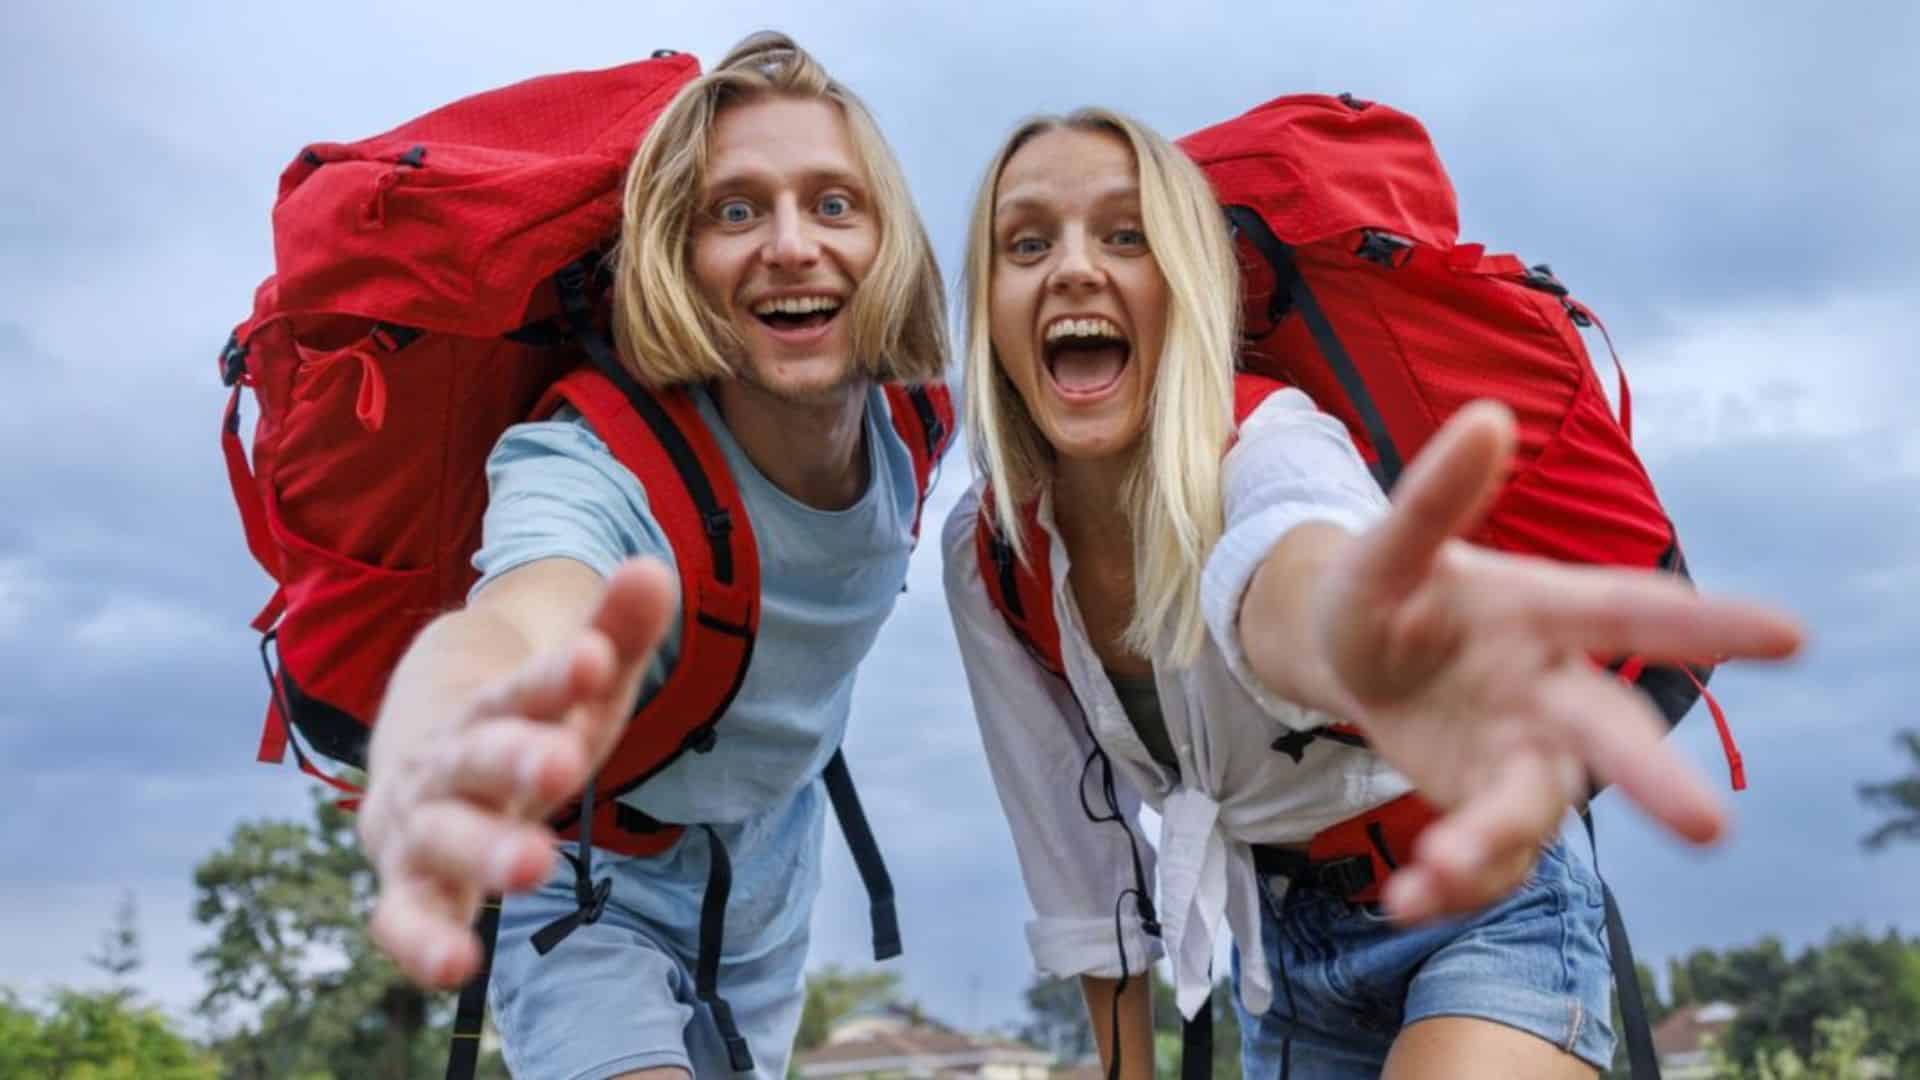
{"left": 611, "top": 31, "right": 947, "bottom": 387}
{"left": 961, "top": 108, "right": 1240, "bottom": 662}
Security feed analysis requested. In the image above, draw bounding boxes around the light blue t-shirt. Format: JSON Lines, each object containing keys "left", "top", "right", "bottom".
{"left": 472, "top": 382, "right": 919, "bottom": 953}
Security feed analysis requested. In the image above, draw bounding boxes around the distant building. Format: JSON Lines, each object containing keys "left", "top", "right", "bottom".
{"left": 791, "top": 1003, "right": 1057, "bottom": 1079}
{"left": 1652, "top": 1001, "right": 1738, "bottom": 1079}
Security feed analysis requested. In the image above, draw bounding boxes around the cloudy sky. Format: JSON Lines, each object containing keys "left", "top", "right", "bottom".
{"left": 3, "top": 0, "right": 1916, "bottom": 1047}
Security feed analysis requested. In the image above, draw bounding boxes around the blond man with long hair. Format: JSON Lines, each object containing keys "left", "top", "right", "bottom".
{"left": 357, "top": 33, "right": 946, "bottom": 1079}
{"left": 943, "top": 109, "right": 1801, "bottom": 1077}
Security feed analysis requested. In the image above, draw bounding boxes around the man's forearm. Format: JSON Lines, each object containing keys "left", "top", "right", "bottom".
{"left": 367, "top": 605, "right": 534, "bottom": 780}
{"left": 1080, "top": 974, "right": 1155, "bottom": 1079}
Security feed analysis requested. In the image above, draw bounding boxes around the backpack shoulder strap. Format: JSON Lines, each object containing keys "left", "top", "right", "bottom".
{"left": 972, "top": 490, "right": 1066, "bottom": 678}
{"left": 882, "top": 382, "right": 955, "bottom": 539}
{"left": 539, "top": 367, "right": 760, "bottom": 813}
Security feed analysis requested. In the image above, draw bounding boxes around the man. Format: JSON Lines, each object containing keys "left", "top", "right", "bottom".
{"left": 354, "top": 32, "right": 949, "bottom": 1079}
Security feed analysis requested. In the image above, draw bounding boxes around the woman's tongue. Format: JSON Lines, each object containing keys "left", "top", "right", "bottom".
{"left": 1048, "top": 342, "right": 1127, "bottom": 397}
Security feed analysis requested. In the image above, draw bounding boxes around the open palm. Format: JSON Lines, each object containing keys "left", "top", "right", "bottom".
{"left": 1310, "top": 402, "right": 1803, "bottom": 921}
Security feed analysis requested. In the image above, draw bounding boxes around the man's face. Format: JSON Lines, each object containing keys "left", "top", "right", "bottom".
{"left": 689, "top": 96, "right": 881, "bottom": 404}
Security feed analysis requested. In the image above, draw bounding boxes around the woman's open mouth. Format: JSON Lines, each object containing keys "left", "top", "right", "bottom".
{"left": 1043, "top": 315, "right": 1130, "bottom": 401}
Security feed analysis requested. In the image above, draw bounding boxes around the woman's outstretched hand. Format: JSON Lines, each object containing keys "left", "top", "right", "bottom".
{"left": 1256, "top": 402, "right": 1802, "bottom": 923}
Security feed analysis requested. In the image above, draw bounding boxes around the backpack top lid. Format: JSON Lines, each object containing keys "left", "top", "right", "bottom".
{"left": 1177, "top": 93, "right": 1460, "bottom": 250}
{"left": 268, "top": 54, "right": 700, "bottom": 337}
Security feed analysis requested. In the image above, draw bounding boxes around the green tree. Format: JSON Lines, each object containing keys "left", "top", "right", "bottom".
{"left": 1704, "top": 929, "right": 1919, "bottom": 1071}
{"left": 89, "top": 891, "right": 142, "bottom": 998}
{"left": 1149, "top": 973, "right": 1242, "bottom": 1080}
{"left": 1860, "top": 729, "right": 1920, "bottom": 851}
{"left": 0, "top": 988, "right": 218, "bottom": 1080}
{"left": 793, "top": 964, "right": 906, "bottom": 1051}
{"left": 1019, "top": 974, "right": 1096, "bottom": 1063}
{"left": 192, "top": 789, "right": 506, "bottom": 1079}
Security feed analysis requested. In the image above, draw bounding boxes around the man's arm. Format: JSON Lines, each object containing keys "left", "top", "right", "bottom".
{"left": 358, "top": 556, "right": 675, "bottom": 988}
{"left": 1080, "top": 975, "right": 1154, "bottom": 1080}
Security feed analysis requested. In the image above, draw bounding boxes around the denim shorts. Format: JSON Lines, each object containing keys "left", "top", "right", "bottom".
{"left": 486, "top": 781, "right": 824, "bottom": 1080}
{"left": 1232, "top": 838, "right": 1616, "bottom": 1076}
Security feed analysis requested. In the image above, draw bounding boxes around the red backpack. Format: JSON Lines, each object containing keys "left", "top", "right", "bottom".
{"left": 220, "top": 53, "right": 953, "bottom": 1076}
{"left": 976, "top": 92, "right": 1712, "bottom": 1080}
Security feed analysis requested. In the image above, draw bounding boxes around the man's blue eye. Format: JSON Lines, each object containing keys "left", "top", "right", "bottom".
{"left": 717, "top": 200, "right": 754, "bottom": 224}
{"left": 820, "top": 194, "right": 852, "bottom": 217}
{"left": 1011, "top": 237, "right": 1047, "bottom": 257}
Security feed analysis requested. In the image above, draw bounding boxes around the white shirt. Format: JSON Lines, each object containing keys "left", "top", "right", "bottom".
{"left": 941, "top": 388, "right": 1412, "bottom": 1021}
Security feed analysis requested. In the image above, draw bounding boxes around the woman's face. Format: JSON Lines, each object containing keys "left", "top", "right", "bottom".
{"left": 988, "top": 127, "right": 1168, "bottom": 470}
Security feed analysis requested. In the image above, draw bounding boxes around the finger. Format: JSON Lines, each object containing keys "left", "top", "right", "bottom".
{"left": 1454, "top": 550, "right": 1804, "bottom": 664}
{"left": 436, "top": 718, "right": 593, "bottom": 813}
{"left": 1390, "top": 751, "right": 1568, "bottom": 920}
{"left": 589, "top": 557, "right": 679, "bottom": 681}
{"left": 369, "top": 875, "right": 482, "bottom": 989}
{"left": 469, "top": 632, "right": 620, "bottom": 724}
{"left": 1556, "top": 665, "right": 1726, "bottom": 844}
{"left": 397, "top": 799, "right": 559, "bottom": 897}
{"left": 1353, "top": 401, "right": 1516, "bottom": 602}
{"left": 565, "top": 558, "right": 679, "bottom": 765}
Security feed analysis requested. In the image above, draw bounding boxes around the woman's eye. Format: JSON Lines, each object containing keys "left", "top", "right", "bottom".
{"left": 716, "top": 199, "right": 754, "bottom": 225}
{"left": 1111, "top": 227, "right": 1147, "bottom": 248}
{"left": 819, "top": 194, "right": 852, "bottom": 218}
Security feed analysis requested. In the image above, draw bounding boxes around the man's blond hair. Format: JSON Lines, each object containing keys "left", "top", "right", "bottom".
{"left": 961, "top": 109, "right": 1239, "bottom": 662}
{"left": 612, "top": 31, "right": 946, "bottom": 387}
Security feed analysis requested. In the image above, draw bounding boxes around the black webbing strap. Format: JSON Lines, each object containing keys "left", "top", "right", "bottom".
{"left": 1583, "top": 810, "right": 1662, "bottom": 1079}
{"left": 443, "top": 895, "right": 501, "bottom": 1080}
{"left": 1182, "top": 1001, "right": 1213, "bottom": 1080}
{"left": 822, "top": 750, "right": 903, "bottom": 960}
{"left": 694, "top": 824, "right": 754, "bottom": 1072}
{"left": 554, "top": 257, "right": 737, "bottom": 584}
{"left": 529, "top": 774, "right": 613, "bottom": 955}
{"left": 1222, "top": 204, "right": 1404, "bottom": 491}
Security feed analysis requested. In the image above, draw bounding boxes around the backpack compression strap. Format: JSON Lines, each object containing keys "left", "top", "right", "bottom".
{"left": 882, "top": 383, "right": 954, "bottom": 539}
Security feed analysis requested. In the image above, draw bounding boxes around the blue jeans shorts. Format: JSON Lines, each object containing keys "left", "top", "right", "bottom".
{"left": 486, "top": 775, "right": 825, "bottom": 1080}
{"left": 1233, "top": 838, "right": 1616, "bottom": 1076}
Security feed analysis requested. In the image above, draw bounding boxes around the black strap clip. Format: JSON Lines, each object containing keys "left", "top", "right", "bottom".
{"left": 701, "top": 507, "right": 733, "bottom": 540}
{"left": 1315, "top": 855, "right": 1377, "bottom": 899}
{"left": 1354, "top": 229, "right": 1412, "bottom": 268}
{"left": 1521, "top": 263, "right": 1571, "bottom": 298}
{"left": 220, "top": 332, "right": 249, "bottom": 387}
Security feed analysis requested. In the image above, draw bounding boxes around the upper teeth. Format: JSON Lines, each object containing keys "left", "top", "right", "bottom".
{"left": 754, "top": 296, "right": 841, "bottom": 316}
{"left": 1046, "top": 317, "right": 1124, "bottom": 343}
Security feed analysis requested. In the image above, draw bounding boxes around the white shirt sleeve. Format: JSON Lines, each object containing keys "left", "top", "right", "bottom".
{"left": 1200, "top": 388, "right": 1389, "bottom": 730}
{"left": 940, "top": 488, "right": 1163, "bottom": 980}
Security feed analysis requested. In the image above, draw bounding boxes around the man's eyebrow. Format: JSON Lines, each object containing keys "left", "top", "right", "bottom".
{"left": 703, "top": 164, "right": 870, "bottom": 196}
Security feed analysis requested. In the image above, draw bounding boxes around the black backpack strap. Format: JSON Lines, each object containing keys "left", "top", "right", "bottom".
{"left": 1181, "top": 996, "right": 1213, "bottom": 1080}
{"left": 1583, "top": 810, "right": 1662, "bottom": 1079}
{"left": 823, "top": 749, "right": 902, "bottom": 960}
{"left": 444, "top": 895, "right": 502, "bottom": 1080}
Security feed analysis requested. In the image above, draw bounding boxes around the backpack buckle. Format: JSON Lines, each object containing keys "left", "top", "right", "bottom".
{"left": 1314, "top": 855, "right": 1377, "bottom": 899}
{"left": 220, "top": 333, "right": 249, "bottom": 387}
{"left": 702, "top": 507, "right": 732, "bottom": 538}
{"left": 1354, "top": 230, "right": 1413, "bottom": 268}
{"left": 1521, "top": 264, "right": 1571, "bottom": 297}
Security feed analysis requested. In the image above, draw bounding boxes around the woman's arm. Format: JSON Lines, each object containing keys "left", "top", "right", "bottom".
{"left": 1081, "top": 975, "right": 1155, "bottom": 1080}
{"left": 1220, "top": 400, "right": 1802, "bottom": 922}
{"left": 939, "top": 490, "right": 1164, "bottom": 991}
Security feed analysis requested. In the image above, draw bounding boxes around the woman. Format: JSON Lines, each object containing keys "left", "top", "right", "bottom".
{"left": 941, "top": 109, "right": 1800, "bottom": 1078}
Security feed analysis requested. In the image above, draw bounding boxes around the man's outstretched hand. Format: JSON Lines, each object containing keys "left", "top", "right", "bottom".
{"left": 358, "top": 558, "right": 676, "bottom": 988}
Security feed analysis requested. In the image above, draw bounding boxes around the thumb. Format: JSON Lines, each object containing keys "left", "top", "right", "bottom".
{"left": 1349, "top": 400, "right": 1514, "bottom": 603}
{"left": 570, "top": 557, "right": 679, "bottom": 764}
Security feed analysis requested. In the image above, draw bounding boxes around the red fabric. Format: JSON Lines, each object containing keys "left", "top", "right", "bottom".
{"left": 221, "top": 55, "right": 699, "bottom": 802}
{"left": 1179, "top": 94, "right": 1458, "bottom": 250}
{"left": 542, "top": 371, "right": 759, "bottom": 856}
{"left": 1305, "top": 793, "right": 1439, "bottom": 905}
{"left": 1176, "top": 95, "right": 1734, "bottom": 781}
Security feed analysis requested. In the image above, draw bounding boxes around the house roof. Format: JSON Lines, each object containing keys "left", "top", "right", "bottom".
{"left": 1652, "top": 1002, "right": 1739, "bottom": 1058}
